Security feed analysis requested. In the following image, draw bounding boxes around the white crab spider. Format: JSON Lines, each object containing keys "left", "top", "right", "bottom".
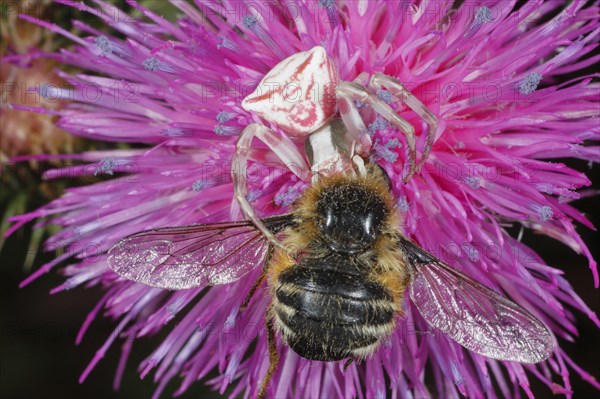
{"left": 231, "top": 46, "right": 438, "bottom": 246}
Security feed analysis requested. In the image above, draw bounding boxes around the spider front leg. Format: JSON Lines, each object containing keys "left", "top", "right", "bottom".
{"left": 337, "top": 82, "right": 417, "bottom": 182}
{"left": 369, "top": 73, "right": 439, "bottom": 170}
{"left": 335, "top": 91, "right": 371, "bottom": 156}
{"left": 231, "top": 124, "right": 308, "bottom": 249}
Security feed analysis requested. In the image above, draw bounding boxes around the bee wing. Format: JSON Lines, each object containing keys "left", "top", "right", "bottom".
{"left": 398, "top": 236, "right": 554, "bottom": 363}
{"left": 108, "top": 215, "right": 294, "bottom": 290}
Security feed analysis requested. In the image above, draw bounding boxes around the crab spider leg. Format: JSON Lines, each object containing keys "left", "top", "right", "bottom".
{"left": 369, "top": 73, "right": 438, "bottom": 170}
{"left": 232, "top": 124, "right": 308, "bottom": 249}
{"left": 336, "top": 95, "right": 371, "bottom": 156}
{"left": 337, "top": 81, "right": 417, "bottom": 182}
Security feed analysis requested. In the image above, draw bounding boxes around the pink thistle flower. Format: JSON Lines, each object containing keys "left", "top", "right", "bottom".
{"left": 5, "top": 1, "right": 599, "bottom": 398}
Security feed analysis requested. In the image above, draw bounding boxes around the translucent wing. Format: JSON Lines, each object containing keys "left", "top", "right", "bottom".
{"left": 398, "top": 236, "right": 554, "bottom": 363}
{"left": 108, "top": 215, "right": 294, "bottom": 290}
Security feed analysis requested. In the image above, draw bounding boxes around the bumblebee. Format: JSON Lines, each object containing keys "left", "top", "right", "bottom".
{"left": 268, "top": 165, "right": 406, "bottom": 363}
{"left": 109, "top": 165, "right": 554, "bottom": 398}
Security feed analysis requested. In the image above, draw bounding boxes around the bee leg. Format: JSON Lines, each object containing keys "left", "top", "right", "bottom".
{"left": 258, "top": 306, "right": 279, "bottom": 399}
{"left": 369, "top": 74, "right": 439, "bottom": 171}
{"left": 337, "top": 82, "right": 417, "bottom": 182}
{"left": 240, "top": 270, "right": 267, "bottom": 312}
{"left": 343, "top": 358, "right": 354, "bottom": 371}
{"left": 240, "top": 246, "right": 274, "bottom": 312}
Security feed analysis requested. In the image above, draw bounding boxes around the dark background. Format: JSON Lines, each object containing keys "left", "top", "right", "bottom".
{"left": 1, "top": 0, "right": 599, "bottom": 398}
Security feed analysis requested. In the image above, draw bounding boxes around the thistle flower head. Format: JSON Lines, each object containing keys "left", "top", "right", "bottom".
{"left": 5, "top": 1, "right": 599, "bottom": 398}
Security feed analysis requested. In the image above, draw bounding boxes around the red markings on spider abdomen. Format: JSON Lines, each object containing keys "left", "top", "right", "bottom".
{"left": 242, "top": 46, "right": 339, "bottom": 136}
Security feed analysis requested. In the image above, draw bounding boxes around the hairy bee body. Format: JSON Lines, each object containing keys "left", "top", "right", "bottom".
{"left": 269, "top": 167, "right": 409, "bottom": 361}
{"left": 273, "top": 255, "right": 397, "bottom": 360}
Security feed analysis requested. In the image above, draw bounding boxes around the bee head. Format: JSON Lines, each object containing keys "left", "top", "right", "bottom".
{"left": 315, "top": 183, "right": 388, "bottom": 254}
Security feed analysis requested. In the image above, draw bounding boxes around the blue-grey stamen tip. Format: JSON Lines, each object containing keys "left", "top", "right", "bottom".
{"left": 192, "top": 180, "right": 207, "bottom": 192}
{"left": 465, "top": 176, "right": 482, "bottom": 189}
{"left": 214, "top": 125, "right": 225, "bottom": 135}
{"left": 94, "top": 157, "right": 116, "bottom": 176}
{"left": 397, "top": 196, "right": 409, "bottom": 212}
{"left": 475, "top": 6, "right": 493, "bottom": 24}
{"left": 95, "top": 35, "right": 112, "bottom": 55}
{"left": 242, "top": 15, "right": 258, "bottom": 29}
{"left": 217, "top": 111, "right": 234, "bottom": 123}
{"left": 518, "top": 72, "right": 543, "bottom": 95}
{"left": 539, "top": 205, "right": 553, "bottom": 221}
{"left": 377, "top": 89, "right": 394, "bottom": 104}
{"left": 319, "top": 0, "right": 335, "bottom": 9}
{"left": 143, "top": 57, "right": 161, "bottom": 72}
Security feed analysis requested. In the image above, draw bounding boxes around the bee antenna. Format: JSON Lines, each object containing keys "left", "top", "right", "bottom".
{"left": 373, "top": 163, "right": 393, "bottom": 190}
{"left": 343, "top": 358, "right": 355, "bottom": 371}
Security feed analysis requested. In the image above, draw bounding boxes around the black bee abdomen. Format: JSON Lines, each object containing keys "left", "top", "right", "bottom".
{"left": 273, "top": 264, "right": 396, "bottom": 361}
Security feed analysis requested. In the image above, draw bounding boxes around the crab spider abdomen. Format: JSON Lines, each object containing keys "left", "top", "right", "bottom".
{"left": 242, "top": 46, "right": 339, "bottom": 136}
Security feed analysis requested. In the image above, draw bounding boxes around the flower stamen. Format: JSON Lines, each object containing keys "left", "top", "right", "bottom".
{"left": 242, "top": 15, "right": 285, "bottom": 59}
{"left": 143, "top": 57, "right": 161, "bottom": 72}
{"left": 475, "top": 6, "right": 493, "bottom": 24}
{"left": 217, "top": 111, "right": 236, "bottom": 123}
{"left": 95, "top": 35, "right": 112, "bottom": 56}
{"left": 518, "top": 73, "right": 543, "bottom": 95}
{"left": 94, "top": 157, "right": 116, "bottom": 176}
{"left": 214, "top": 125, "right": 241, "bottom": 136}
